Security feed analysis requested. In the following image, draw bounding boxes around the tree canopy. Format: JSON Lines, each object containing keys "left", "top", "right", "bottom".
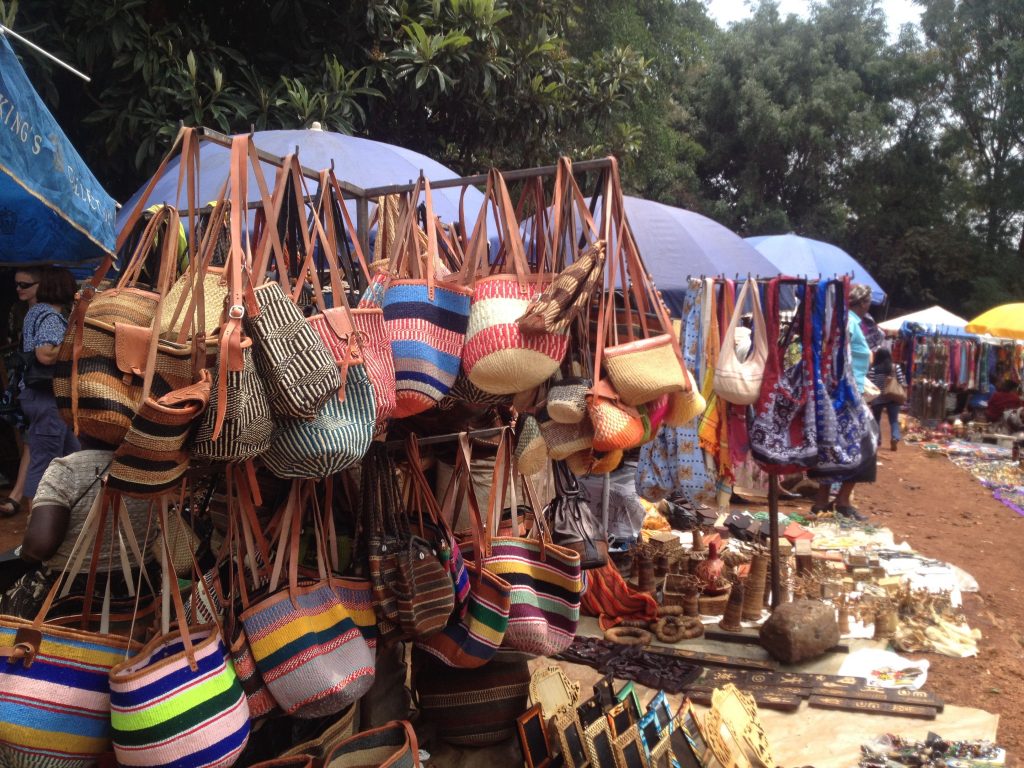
{"left": 3, "top": 0, "right": 1022, "bottom": 314}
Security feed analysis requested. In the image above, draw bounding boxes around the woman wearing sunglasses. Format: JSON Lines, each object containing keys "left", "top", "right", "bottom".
{"left": 0, "top": 267, "right": 79, "bottom": 517}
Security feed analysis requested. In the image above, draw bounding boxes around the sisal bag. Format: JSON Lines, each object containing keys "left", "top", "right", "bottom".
{"left": 414, "top": 434, "right": 512, "bottom": 669}
{"left": 664, "top": 368, "right": 706, "bottom": 426}
{"left": 547, "top": 376, "right": 591, "bottom": 424}
{"left": 883, "top": 374, "right": 907, "bottom": 404}
{"left": 240, "top": 481, "right": 375, "bottom": 719}
{"left": 482, "top": 432, "right": 581, "bottom": 657}
{"left": 713, "top": 277, "right": 769, "bottom": 406}
{"left": 54, "top": 206, "right": 194, "bottom": 445}
{"left": 108, "top": 371, "right": 211, "bottom": 496}
{"left": 382, "top": 174, "right": 473, "bottom": 418}
{"left": 413, "top": 648, "right": 530, "bottom": 747}
{"left": 321, "top": 720, "right": 421, "bottom": 768}
{"left": 0, "top": 488, "right": 143, "bottom": 768}
{"left": 109, "top": 500, "right": 250, "bottom": 768}
{"left": 514, "top": 412, "right": 548, "bottom": 476}
{"left": 539, "top": 408, "right": 595, "bottom": 460}
{"left": 588, "top": 379, "right": 646, "bottom": 452}
{"left": 460, "top": 171, "right": 568, "bottom": 395}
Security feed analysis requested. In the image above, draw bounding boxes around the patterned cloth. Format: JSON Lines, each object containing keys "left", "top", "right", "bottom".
{"left": 21, "top": 302, "right": 66, "bottom": 353}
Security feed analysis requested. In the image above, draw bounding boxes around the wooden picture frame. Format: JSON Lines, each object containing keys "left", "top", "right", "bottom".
{"left": 518, "top": 704, "right": 553, "bottom": 768}
{"left": 702, "top": 708, "right": 751, "bottom": 768}
{"left": 616, "top": 680, "right": 643, "bottom": 725}
{"left": 647, "top": 691, "right": 674, "bottom": 737}
{"left": 669, "top": 717, "right": 705, "bottom": 768}
{"left": 638, "top": 710, "right": 663, "bottom": 762}
{"left": 607, "top": 702, "right": 633, "bottom": 739}
{"left": 552, "top": 707, "right": 590, "bottom": 768}
{"left": 650, "top": 732, "right": 676, "bottom": 768}
{"left": 584, "top": 713, "right": 616, "bottom": 768}
{"left": 614, "top": 725, "right": 649, "bottom": 768}
{"left": 709, "top": 685, "right": 774, "bottom": 768}
{"left": 677, "top": 699, "right": 712, "bottom": 768}
{"left": 531, "top": 665, "right": 582, "bottom": 722}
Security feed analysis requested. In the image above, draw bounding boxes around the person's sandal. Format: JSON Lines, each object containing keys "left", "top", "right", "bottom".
{"left": 807, "top": 503, "right": 833, "bottom": 521}
{"left": 0, "top": 498, "right": 19, "bottom": 518}
{"left": 835, "top": 505, "right": 868, "bottom": 522}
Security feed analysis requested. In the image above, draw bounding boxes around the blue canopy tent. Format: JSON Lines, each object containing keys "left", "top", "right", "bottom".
{"left": 616, "top": 197, "right": 780, "bottom": 316}
{"left": 0, "top": 34, "right": 115, "bottom": 267}
{"left": 118, "top": 127, "right": 489, "bottom": 240}
{"left": 745, "top": 233, "right": 886, "bottom": 304}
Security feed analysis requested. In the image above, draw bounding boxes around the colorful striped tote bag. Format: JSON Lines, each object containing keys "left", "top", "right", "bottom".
{"left": 482, "top": 434, "right": 581, "bottom": 657}
{"left": 381, "top": 174, "right": 472, "bottom": 418}
{"left": 0, "top": 616, "right": 139, "bottom": 768}
{"left": 460, "top": 170, "right": 568, "bottom": 395}
{"left": 413, "top": 435, "right": 511, "bottom": 669}
{"left": 109, "top": 623, "right": 250, "bottom": 768}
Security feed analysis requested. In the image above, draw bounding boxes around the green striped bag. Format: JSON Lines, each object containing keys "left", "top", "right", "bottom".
{"left": 109, "top": 623, "right": 250, "bottom": 768}
{"left": 322, "top": 720, "right": 420, "bottom": 768}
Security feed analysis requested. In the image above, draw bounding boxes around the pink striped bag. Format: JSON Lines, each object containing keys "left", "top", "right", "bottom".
{"left": 460, "top": 170, "right": 568, "bottom": 395}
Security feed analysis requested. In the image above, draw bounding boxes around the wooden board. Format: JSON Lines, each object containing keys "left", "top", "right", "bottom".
{"left": 644, "top": 646, "right": 778, "bottom": 672}
{"left": 810, "top": 684, "right": 944, "bottom": 712}
{"left": 808, "top": 695, "right": 937, "bottom": 720}
{"left": 687, "top": 689, "right": 802, "bottom": 713}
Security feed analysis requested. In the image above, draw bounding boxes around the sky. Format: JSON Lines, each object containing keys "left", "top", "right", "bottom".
{"left": 705, "top": 0, "right": 922, "bottom": 38}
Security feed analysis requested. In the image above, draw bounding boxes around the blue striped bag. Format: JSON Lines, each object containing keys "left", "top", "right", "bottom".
{"left": 109, "top": 623, "right": 250, "bottom": 768}
{"left": 0, "top": 616, "right": 138, "bottom": 768}
{"left": 382, "top": 174, "right": 472, "bottom": 418}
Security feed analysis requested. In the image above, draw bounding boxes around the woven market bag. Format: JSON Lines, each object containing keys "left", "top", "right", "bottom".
{"left": 414, "top": 434, "right": 512, "bottom": 668}
{"left": 482, "top": 432, "right": 581, "bottom": 657}
{"left": 713, "top": 278, "right": 769, "bottom": 406}
{"left": 108, "top": 370, "right": 211, "bottom": 496}
{"left": 54, "top": 206, "right": 194, "bottom": 445}
{"left": 240, "top": 481, "right": 375, "bottom": 719}
{"left": 460, "top": 170, "right": 567, "bottom": 395}
{"left": 382, "top": 174, "right": 473, "bottom": 418}
{"left": 413, "top": 648, "right": 530, "bottom": 747}
{"left": 322, "top": 720, "right": 420, "bottom": 768}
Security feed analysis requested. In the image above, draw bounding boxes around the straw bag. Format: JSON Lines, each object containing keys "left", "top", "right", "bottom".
{"left": 382, "top": 174, "right": 473, "bottom": 418}
{"left": 664, "top": 368, "right": 705, "bottom": 426}
{"left": 588, "top": 379, "right": 646, "bottom": 452}
{"left": 461, "top": 171, "right": 567, "bottom": 395}
{"left": 713, "top": 278, "right": 768, "bottom": 405}
{"left": 0, "top": 489, "right": 143, "bottom": 768}
{"left": 540, "top": 409, "right": 595, "bottom": 460}
{"left": 321, "top": 720, "right": 421, "bottom": 768}
{"left": 883, "top": 374, "right": 907, "bottom": 404}
{"left": 514, "top": 413, "right": 548, "bottom": 476}
{"left": 240, "top": 481, "right": 376, "bottom": 719}
{"left": 54, "top": 206, "right": 194, "bottom": 445}
{"left": 108, "top": 370, "right": 211, "bottom": 496}
{"left": 414, "top": 434, "right": 512, "bottom": 669}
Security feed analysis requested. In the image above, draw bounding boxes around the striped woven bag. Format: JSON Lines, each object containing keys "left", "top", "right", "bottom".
{"left": 480, "top": 432, "right": 581, "bottom": 657}
{"left": 239, "top": 481, "right": 375, "bottom": 719}
{"left": 460, "top": 170, "right": 568, "bottom": 395}
{"left": 414, "top": 434, "right": 511, "bottom": 669}
{"left": 321, "top": 720, "right": 421, "bottom": 768}
{"left": 382, "top": 174, "right": 472, "bottom": 418}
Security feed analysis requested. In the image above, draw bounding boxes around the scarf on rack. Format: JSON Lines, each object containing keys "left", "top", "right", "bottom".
{"left": 580, "top": 562, "right": 659, "bottom": 632}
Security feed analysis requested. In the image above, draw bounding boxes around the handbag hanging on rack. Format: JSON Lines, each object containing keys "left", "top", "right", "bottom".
{"left": 382, "top": 174, "right": 473, "bottom": 418}
{"left": 459, "top": 170, "right": 568, "bottom": 395}
{"left": 713, "top": 277, "right": 769, "bottom": 406}
{"left": 545, "top": 460, "right": 608, "bottom": 569}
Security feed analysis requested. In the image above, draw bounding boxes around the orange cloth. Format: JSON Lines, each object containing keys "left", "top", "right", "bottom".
{"left": 581, "top": 562, "right": 659, "bottom": 631}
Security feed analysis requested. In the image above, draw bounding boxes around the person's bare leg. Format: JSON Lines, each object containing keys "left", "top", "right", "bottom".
{"left": 833, "top": 481, "right": 856, "bottom": 508}
{"left": 1, "top": 444, "right": 28, "bottom": 516}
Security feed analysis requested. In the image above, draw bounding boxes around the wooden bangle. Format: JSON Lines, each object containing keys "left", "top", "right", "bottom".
{"left": 618, "top": 619, "right": 651, "bottom": 629}
{"left": 652, "top": 616, "right": 704, "bottom": 643}
{"left": 657, "top": 604, "right": 684, "bottom": 617}
{"left": 604, "top": 626, "right": 654, "bottom": 646}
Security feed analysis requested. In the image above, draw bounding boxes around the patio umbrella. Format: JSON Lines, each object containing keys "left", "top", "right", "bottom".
{"left": 622, "top": 197, "right": 779, "bottom": 315}
{"left": 745, "top": 233, "right": 885, "bottom": 303}
{"left": 965, "top": 304, "right": 1024, "bottom": 340}
{"left": 118, "top": 126, "right": 486, "bottom": 237}
{"left": 0, "top": 34, "right": 115, "bottom": 266}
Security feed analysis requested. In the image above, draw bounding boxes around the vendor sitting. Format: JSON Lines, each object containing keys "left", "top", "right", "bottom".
{"left": 0, "top": 437, "right": 159, "bottom": 619}
{"left": 985, "top": 378, "right": 1023, "bottom": 423}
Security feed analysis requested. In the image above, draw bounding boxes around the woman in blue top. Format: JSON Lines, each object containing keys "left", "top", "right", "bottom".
{"left": 809, "top": 284, "right": 876, "bottom": 522}
{"left": 0, "top": 267, "right": 80, "bottom": 517}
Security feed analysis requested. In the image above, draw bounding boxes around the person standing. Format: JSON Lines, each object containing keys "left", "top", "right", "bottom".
{"left": 0, "top": 267, "right": 80, "bottom": 518}
{"left": 867, "top": 347, "right": 907, "bottom": 451}
{"left": 809, "top": 284, "right": 876, "bottom": 522}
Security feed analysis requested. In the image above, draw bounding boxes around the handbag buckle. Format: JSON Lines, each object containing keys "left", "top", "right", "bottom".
{"left": 12, "top": 627, "right": 42, "bottom": 668}
{"left": 228, "top": 304, "right": 245, "bottom": 320}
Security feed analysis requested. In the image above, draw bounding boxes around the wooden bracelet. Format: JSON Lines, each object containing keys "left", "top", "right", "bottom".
{"left": 618, "top": 618, "right": 651, "bottom": 629}
{"left": 652, "top": 616, "right": 704, "bottom": 643}
{"left": 604, "top": 626, "right": 654, "bottom": 646}
{"left": 657, "top": 604, "right": 684, "bottom": 617}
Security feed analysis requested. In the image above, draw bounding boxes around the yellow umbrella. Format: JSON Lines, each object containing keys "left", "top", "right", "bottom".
{"left": 965, "top": 303, "right": 1024, "bottom": 340}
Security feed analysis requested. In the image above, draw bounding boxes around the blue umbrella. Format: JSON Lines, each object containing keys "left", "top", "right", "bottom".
{"left": 0, "top": 34, "right": 116, "bottom": 266}
{"left": 745, "top": 233, "right": 886, "bottom": 303}
{"left": 620, "top": 197, "right": 780, "bottom": 316}
{"left": 118, "top": 127, "right": 487, "bottom": 237}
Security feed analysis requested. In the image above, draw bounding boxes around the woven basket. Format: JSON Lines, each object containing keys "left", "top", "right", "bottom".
{"left": 540, "top": 416, "right": 594, "bottom": 460}
{"left": 603, "top": 333, "right": 687, "bottom": 406}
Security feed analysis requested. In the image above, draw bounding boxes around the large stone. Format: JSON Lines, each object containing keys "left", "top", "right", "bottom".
{"left": 759, "top": 600, "right": 839, "bottom": 664}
